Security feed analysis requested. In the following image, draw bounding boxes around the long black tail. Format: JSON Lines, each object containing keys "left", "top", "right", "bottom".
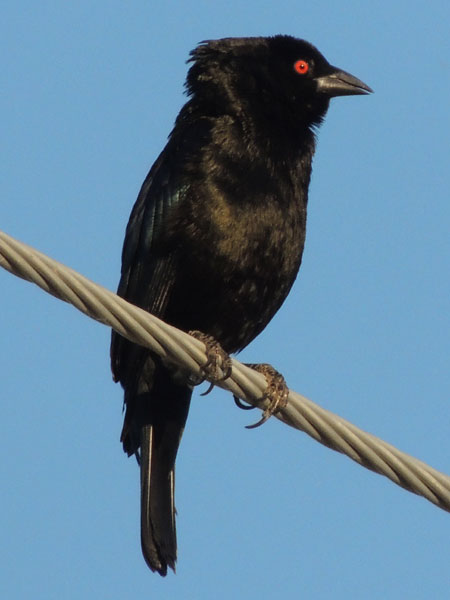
{"left": 136, "top": 374, "right": 191, "bottom": 576}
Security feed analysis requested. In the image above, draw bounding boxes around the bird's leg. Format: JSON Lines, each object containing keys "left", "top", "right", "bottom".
{"left": 188, "top": 330, "right": 232, "bottom": 394}
{"left": 236, "top": 364, "right": 289, "bottom": 429}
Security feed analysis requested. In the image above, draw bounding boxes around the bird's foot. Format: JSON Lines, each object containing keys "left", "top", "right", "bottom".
{"left": 188, "top": 330, "right": 232, "bottom": 394}
{"left": 235, "top": 363, "right": 289, "bottom": 429}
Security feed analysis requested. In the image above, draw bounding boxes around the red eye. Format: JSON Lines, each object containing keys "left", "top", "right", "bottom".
{"left": 294, "top": 59, "right": 309, "bottom": 75}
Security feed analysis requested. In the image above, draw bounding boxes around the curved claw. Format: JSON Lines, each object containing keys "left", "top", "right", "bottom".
{"left": 242, "top": 363, "right": 289, "bottom": 429}
{"left": 201, "top": 382, "right": 216, "bottom": 396}
{"left": 245, "top": 412, "right": 271, "bottom": 429}
{"left": 188, "top": 330, "right": 232, "bottom": 390}
{"left": 233, "top": 395, "right": 256, "bottom": 411}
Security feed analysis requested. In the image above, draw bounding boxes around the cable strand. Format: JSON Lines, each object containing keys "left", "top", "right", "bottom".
{"left": 1, "top": 229, "right": 450, "bottom": 512}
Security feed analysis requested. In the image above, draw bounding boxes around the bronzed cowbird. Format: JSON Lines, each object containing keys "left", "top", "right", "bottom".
{"left": 111, "top": 35, "right": 371, "bottom": 575}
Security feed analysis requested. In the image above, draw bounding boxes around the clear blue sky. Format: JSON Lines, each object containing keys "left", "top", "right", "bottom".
{"left": 1, "top": 2, "right": 449, "bottom": 599}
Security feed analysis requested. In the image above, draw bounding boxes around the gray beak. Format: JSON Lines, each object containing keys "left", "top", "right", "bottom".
{"left": 315, "top": 67, "right": 373, "bottom": 97}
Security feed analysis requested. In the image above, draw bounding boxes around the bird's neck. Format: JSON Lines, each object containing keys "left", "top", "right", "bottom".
{"left": 178, "top": 97, "right": 317, "bottom": 167}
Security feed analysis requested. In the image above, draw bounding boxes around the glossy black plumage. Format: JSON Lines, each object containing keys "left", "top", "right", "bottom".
{"left": 111, "top": 35, "right": 371, "bottom": 575}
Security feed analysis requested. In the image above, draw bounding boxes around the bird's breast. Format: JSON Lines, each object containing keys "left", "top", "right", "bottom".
{"left": 170, "top": 176, "right": 307, "bottom": 350}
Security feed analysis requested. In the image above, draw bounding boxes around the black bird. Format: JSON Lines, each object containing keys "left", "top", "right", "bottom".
{"left": 111, "top": 35, "right": 371, "bottom": 575}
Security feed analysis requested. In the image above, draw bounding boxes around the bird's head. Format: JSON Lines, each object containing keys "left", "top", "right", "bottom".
{"left": 186, "top": 35, "right": 372, "bottom": 135}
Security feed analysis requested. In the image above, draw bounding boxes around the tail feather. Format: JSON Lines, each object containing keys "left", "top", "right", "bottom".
{"left": 116, "top": 347, "right": 191, "bottom": 576}
{"left": 131, "top": 371, "right": 191, "bottom": 576}
{"left": 140, "top": 424, "right": 177, "bottom": 575}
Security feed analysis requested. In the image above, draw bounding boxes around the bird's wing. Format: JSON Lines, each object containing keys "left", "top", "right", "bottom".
{"left": 110, "top": 148, "right": 186, "bottom": 384}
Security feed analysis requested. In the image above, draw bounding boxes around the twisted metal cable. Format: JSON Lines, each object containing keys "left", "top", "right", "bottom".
{"left": 1, "top": 229, "right": 450, "bottom": 512}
